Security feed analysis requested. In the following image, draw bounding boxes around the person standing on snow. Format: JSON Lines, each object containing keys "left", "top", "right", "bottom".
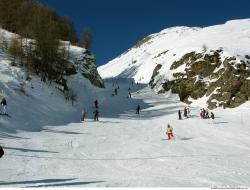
{"left": 211, "top": 112, "right": 215, "bottom": 120}
{"left": 114, "top": 88, "right": 118, "bottom": 95}
{"left": 0, "top": 145, "right": 4, "bottom": 158}
{"left": 200, "top": 108, "right": 205, "bottom": 119}
{"left": 187, "top": 107, "right": 190, "bottom": 118}
{"left": 94, "top": 99, "right": 99, "bottom": 109}
{"left": 136, "top": 105, "right": 140, "bottom": 114}
{"left": 184, "top": 107, "right": 187, "bottom": 118}
{"left": 178, "top": 110, "right": 182, "bottom": 120}
{"left": 128, "top": 91, "right": 131, "bottom": 98}
{"left": 205, "top": 110, "right": 209, "bottom": 119}
{"left": 93, "top": 109, "right": 99, "bottom": 121}
{"left": 80, "top": 109, "right": 86, "bottom": 122}
{"left": 166, "top": 124, "right": 174, "bottom": 140}
{"left": 0, "top": 98, "right": 8, "bottom": 115}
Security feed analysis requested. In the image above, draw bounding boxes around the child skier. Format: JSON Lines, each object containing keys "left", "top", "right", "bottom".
{"left": 166, "top": 124, "right": 174, "bottom": 140}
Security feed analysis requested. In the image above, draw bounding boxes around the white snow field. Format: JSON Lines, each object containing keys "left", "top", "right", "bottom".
{"left": 0, "top": 59, "right": 250, "bottom": 187}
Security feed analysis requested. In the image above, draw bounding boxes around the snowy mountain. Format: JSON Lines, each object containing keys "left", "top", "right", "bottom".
{"left": 0, "top": 28, "right": 104, "bottom": 133}
{"left": 98, "top": 19, "right": 250, "bottom": 109}
{"left": 1, "top": 23, "right": 250, "bottom": 187}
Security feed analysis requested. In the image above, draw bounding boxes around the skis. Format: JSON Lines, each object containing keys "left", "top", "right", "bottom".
{"left": 162, "top": 137, "right": 175, "bottom": 141}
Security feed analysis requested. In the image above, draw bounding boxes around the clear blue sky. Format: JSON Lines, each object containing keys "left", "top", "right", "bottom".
{"left": 39, "top": 0, "right": 250, "bottom": 66}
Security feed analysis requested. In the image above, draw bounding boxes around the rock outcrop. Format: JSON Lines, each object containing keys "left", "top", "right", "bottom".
{"left": 150, "top": 50, "right": 250, "bottom": 109}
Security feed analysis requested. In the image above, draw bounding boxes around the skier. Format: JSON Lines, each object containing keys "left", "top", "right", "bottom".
{"left": 114, "top": 88, "right": 117, "bottom": 95}
{"left": 94, "top": 99, "right": 98, "bottom": 109}
{"left": 205, "top": 110, "right": 209, "bottom": 119}
{"left": 80, "top": 109, "right": 86, "bottom": 122}
{"left": 166, "top": 124, "right": 174, "bottom": 140}
{"left": 187, "top": 107, "right": 190, "bottom": 118}
{"left": 128, "top": 91, "right": 131, "bottom": 98}
{"left": 183, "top": 107, "right": 187, "bottom": 118}
{"left": 136, "top": 105, "right": 140, "bottom": 114}
{"left": 211, "top": 112, "right": 215, "bottom": 120}
{"left": 200, "top": 108, "right": 205, "bottom": 119}
{"left": 93, "top": 109, "right": 99, "bottom": 121}
{"left": 178, "top": 110, "right": 182, "bottom": 120}
{"left": 0, "top": 145, "right": 4, "bottom": 158}
{"left": 0, "top": 98, "right": 8, "bottom": 115}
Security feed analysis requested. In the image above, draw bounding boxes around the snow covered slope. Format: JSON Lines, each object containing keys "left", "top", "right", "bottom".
{"left": 99, "top": 19, "right": 250, "bottom": 83}
{"left": 1, "top": 21, "right": 250, "bottom": 188}
{"left": 98, "top": 19, "right": 250, "bottom": 109}
{"left": 0, "top": 28, "right": 105, "bottom": 133}
{"left": 1, "top": 78, "right": 250, "bottom": 187}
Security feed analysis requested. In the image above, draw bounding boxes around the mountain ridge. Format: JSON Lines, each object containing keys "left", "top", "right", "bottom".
{"left": 98, "top": 19, "right": 250, "bottom": 109}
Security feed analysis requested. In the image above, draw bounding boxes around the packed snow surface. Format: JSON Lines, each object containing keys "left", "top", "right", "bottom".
{"left": 1, "top": 60, "right": 250, "bottom": 187}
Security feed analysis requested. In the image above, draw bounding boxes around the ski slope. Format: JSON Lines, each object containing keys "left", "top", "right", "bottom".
{"left": 1, "top": 74, "right": 250, "bottom": 187}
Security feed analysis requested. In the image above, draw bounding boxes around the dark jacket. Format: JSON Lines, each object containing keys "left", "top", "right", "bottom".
{"left": 0, "top": 146, "right": 4, "bottom": 158}
{"left": 1, "top": 98, "right": 7, "bottom": 106}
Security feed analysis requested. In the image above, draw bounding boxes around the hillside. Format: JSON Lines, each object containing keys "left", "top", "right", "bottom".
{"left": 98, "top": 19, "right": 250, "bottom": 109}
{"left": 1, "top": 75, "right": 250, "bottom": 187}
{"left": 0, "top": 28, "right": 104, "bottom": 133}
{"left": 1, "top": 19, "right": 250, "bottom": 188}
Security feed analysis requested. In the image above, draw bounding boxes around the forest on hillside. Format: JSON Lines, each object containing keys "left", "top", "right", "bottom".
{"left": 0, "top": 0, "right": 92, "bottom": 83}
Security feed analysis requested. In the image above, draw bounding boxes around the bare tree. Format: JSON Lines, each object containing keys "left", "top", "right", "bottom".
{"left": 80, "top": 27, "right": 92, "bottom": 50}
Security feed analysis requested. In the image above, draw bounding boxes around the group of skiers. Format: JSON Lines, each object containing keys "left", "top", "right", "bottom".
{"left": 112, "top": 82, "right": 132, "bottom": 99}
{"left": 80, "top": 80, "right": 142, "bottom": 123}
{"left": 80, "top": 99, "right": 99, "bottom": 122}
{"left": 177, "top": 107, "right": 215, "bottom": 121}
{"left": 178, "top": 106, "right": 190, "bottom": 120}
{"left": 200, "top": 108, "right": 214, "bottom": 120}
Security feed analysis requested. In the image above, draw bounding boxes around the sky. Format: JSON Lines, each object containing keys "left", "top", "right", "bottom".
{"left": 39, "top": 0, "right": 250, "bottom": 66}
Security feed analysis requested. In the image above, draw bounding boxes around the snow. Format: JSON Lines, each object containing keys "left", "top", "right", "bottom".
{"left": 98, "top": 19, "right": 250, "bottom": 84}
{"left": 1, "top": 20, "right": 250, "bottom": 187}
{"left": 1, "top": 55, "right": 250, "bottom": 187}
